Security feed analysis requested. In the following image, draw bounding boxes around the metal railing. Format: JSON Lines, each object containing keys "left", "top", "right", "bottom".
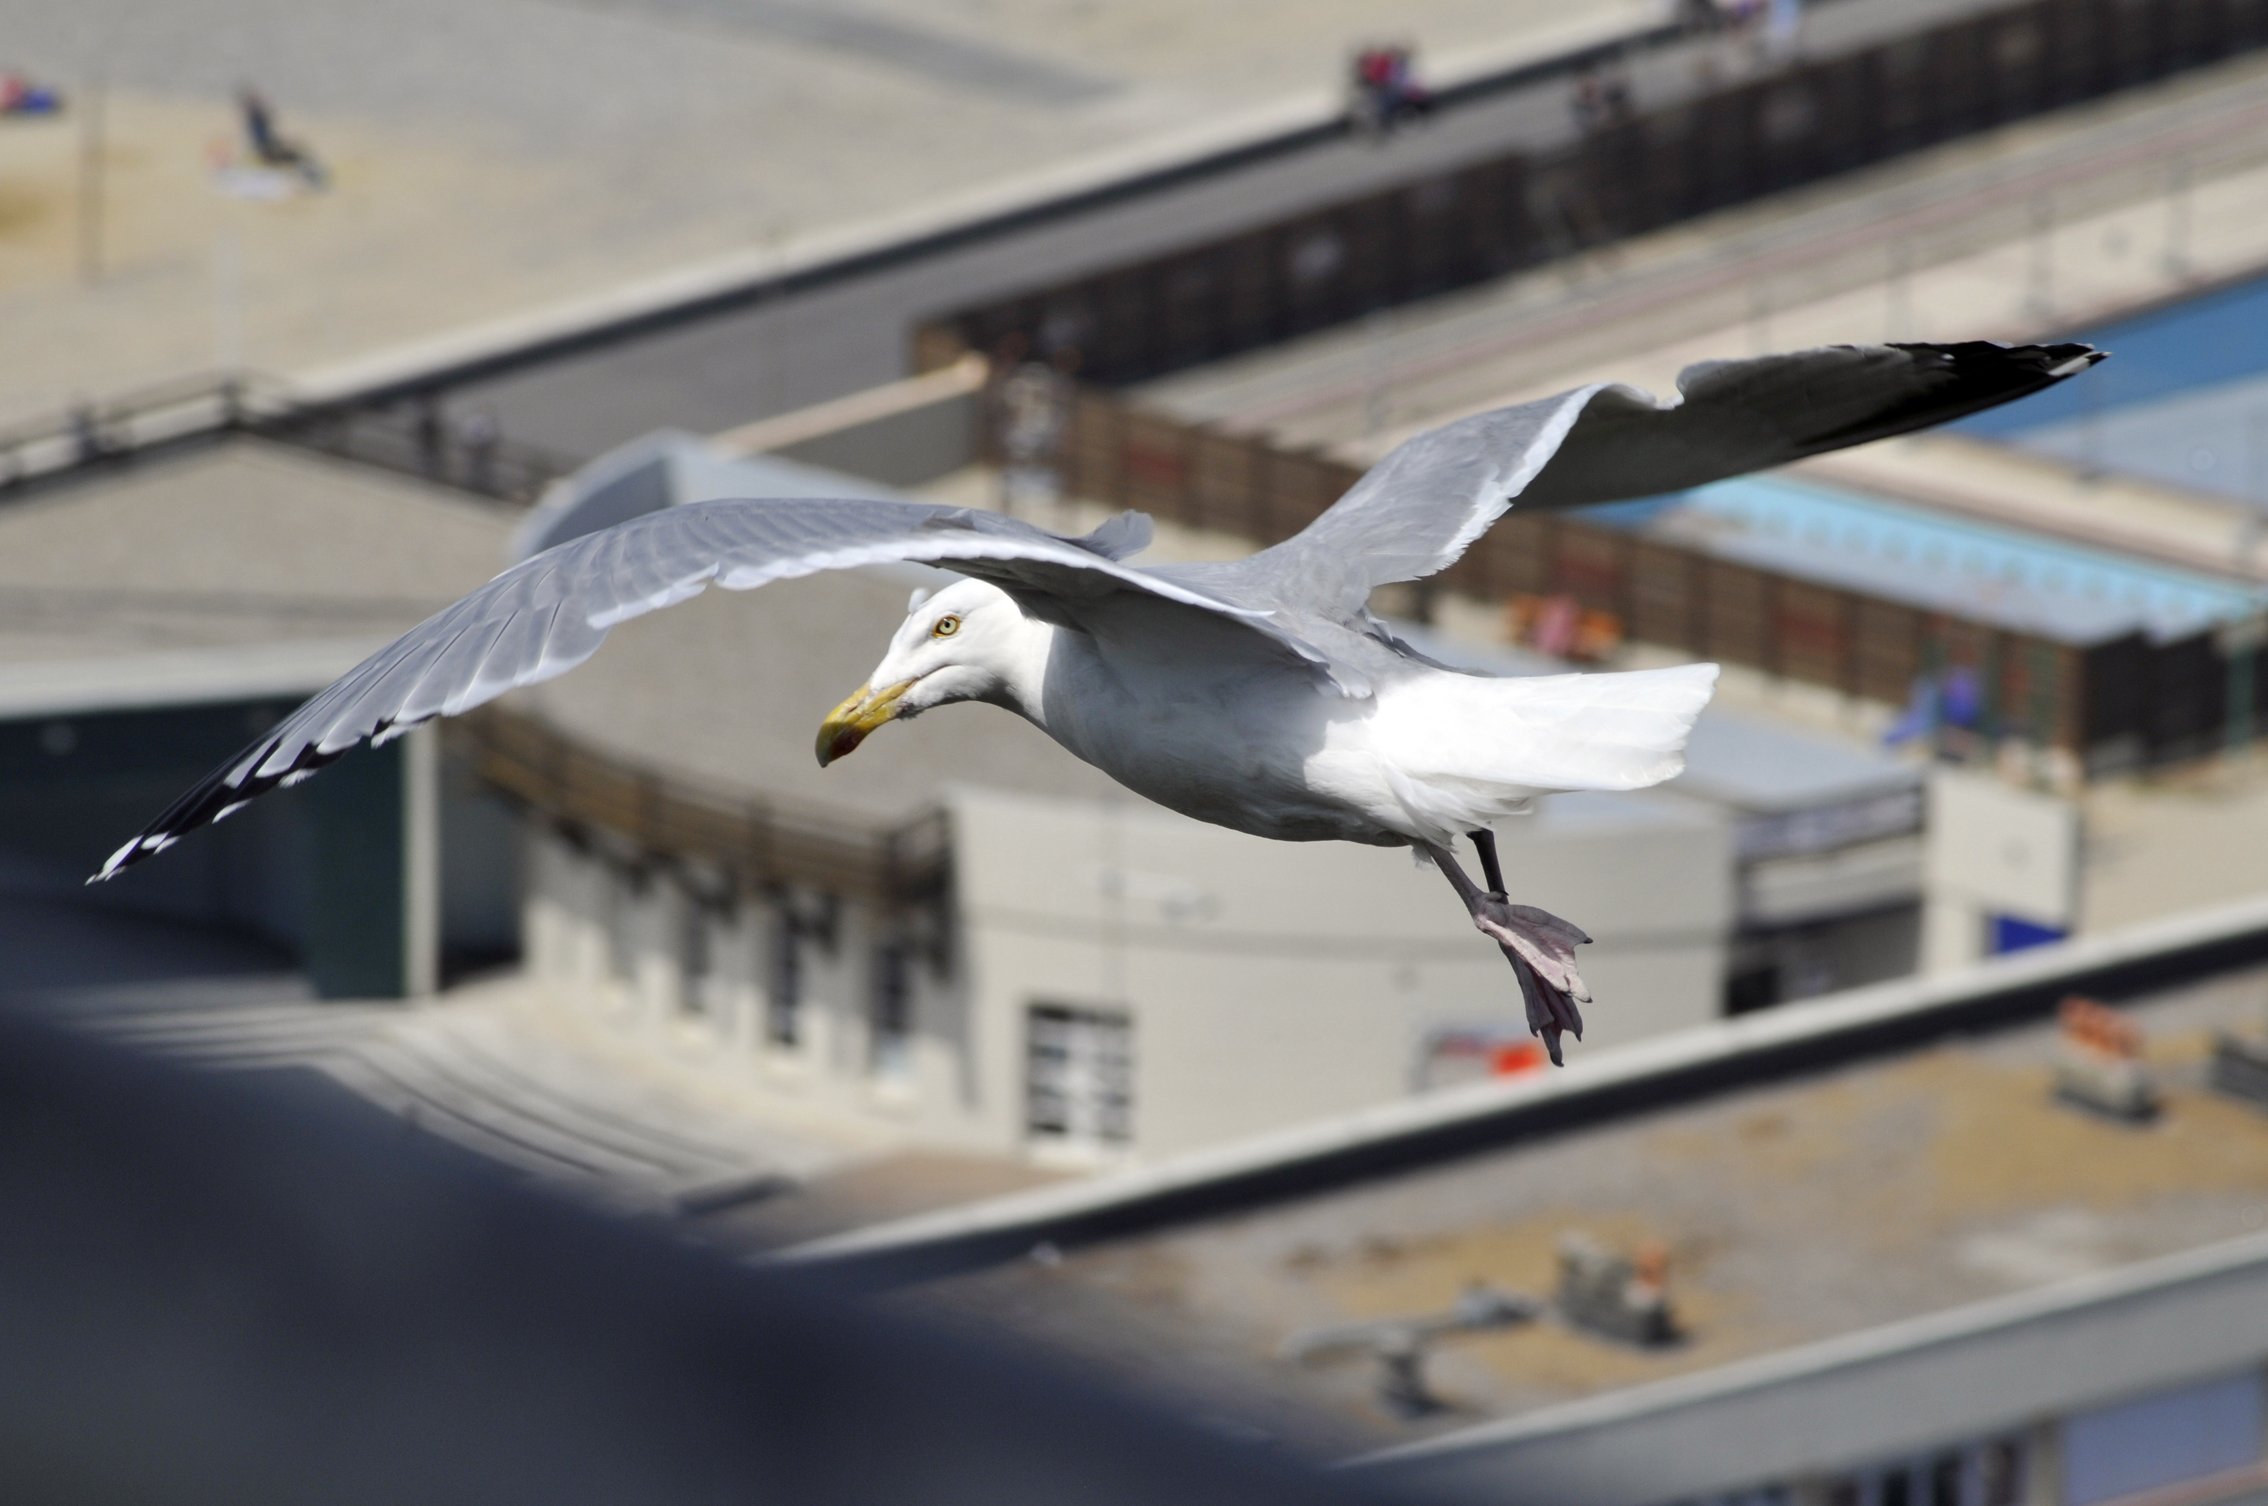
{"left": 0, "top": 374, "right": 576, "bottom": 509}
{"left": 0, "top": 374, "right": 288, "bottom": 486}
{"left": 255, "top": 397, "right": 572, "bottom": 508}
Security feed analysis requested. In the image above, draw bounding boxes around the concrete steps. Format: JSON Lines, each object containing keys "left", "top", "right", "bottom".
{"left": 73, "top": 990, "right": 828, "bottom": 1218}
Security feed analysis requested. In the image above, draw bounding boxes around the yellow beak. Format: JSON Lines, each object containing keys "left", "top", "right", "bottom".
{"left": 815, "top": 679, "right": 916, "bottom": 766}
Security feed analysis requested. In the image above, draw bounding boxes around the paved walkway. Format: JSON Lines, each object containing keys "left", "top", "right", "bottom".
{"left": 0, "top": 0, "right": 1664, "bottom": 430}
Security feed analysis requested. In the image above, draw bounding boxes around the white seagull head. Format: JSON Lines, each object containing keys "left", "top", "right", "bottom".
{"left": 815, "top": 578, "right": 1037, "bottom": 766}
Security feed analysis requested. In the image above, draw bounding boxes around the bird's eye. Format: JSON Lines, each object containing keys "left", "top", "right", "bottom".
{"left": 931, "top": 614, "right": 962, "bottom": 639}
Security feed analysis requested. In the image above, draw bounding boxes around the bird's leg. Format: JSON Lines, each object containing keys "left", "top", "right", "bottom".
{"left": 1467, "top": 831, "right": 1593, "bottom": 1027}
{"left": 1426, "top": 836, "right": 1593, "bottom": 1066}
{"left": 1471, "top": 827, "right": 1509, "bottom": 898}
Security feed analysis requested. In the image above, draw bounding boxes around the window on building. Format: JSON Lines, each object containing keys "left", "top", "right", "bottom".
{"left": 1659, "top": 1484, "right": 1791, "bottom": 1506}
{"left": 1808, "top": 1431, "right": 2029, "bottom": 1506}
{"left": 605, "top": 865, "right": 646, "bottom": 987}
{"left": 868, "top": 945, "right": 913, "bottom": 1080}
{"left": 1979, "top": 1440, "right": 2022, "bottom": 1506}
{"left": 1025, "top": 1004, "right": 1133, "bottom": 1148}
{"left": 1928, "top": 1453, "right": 1963, "bottom": 1506}
{"left": 766, "top": 907, "right": 802, "bottom": 1049}
{"left": 678, "top": 891, "right": 716, "bottom": 1018}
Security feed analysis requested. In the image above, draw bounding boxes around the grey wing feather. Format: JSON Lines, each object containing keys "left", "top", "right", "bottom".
{"left": 1242, "top": 340, "right": 2103, "bottom": 613}
{"left": 93, "top": 498, "right": 1291, "bottom": 881}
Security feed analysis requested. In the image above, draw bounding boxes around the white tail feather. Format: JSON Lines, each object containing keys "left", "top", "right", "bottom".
{"left": 1376, "top": 662, "right": 1720, "bottom": 836}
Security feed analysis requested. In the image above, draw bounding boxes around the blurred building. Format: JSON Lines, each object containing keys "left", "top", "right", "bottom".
{"left": 0, "top": 437, "right": 521, "bottom": 1001}
{"left": 901, "top": 8, "right": 2268, "bottom": 789}
{"left": 485, "top": 418, "right": 2126, "bottom": 1161}
{"left": 1964, "top": 272, "right": 2268, "bottom": 514}
{"left": 781, "top": 932, "right": 2268, "bottom": 1506}
{"left": 504, "top": 432, "right": 1737, "bottom": 1163}
{"left": 17, "top": 0, "right": 2268, "bottom": 1189}
{"left": 0, "top": 366, "right": 2118, "bottom": 1170}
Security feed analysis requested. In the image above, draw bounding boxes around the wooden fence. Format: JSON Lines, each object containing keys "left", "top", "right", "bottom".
{"left": 1029, "top": 379, "right": 2250, "bottom": 773}
{"left": 919, "top": 0, "right": 2268, "bottom": 384}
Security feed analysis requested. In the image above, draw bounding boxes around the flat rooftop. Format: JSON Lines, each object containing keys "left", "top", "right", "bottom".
{"left": 0, "top": 434, "right": 1119, "bottom": 825}
{"left": 1597, "top": 473, "right": 2267, "bottom": 646}
{"left": 0, "top": 440, "right": 512, "bottom": 701}
{"left": 2006, "top": 369, "right": 2268, "bottom": 512}
{"left": 905, "top": 963, "right": 2268, "bottom": 1449}
{"left": 1964, "top": 269, "right": 2268, "bottom": 443}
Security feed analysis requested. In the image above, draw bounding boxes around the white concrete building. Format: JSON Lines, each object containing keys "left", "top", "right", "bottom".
{"left": 517, "top": 775, "right": 1730, "bottom": 1164}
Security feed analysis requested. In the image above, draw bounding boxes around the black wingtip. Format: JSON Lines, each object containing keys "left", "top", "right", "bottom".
{"left": 1798, "top": 340, "right": 2108, "bottom": 455}
{"left": 89, "top": 832, "right": 171, "bottom": 885}
{"left": 1886, "top": 338, "right": 2105, "bottom": 373}
{"left": 1942, "top": 339, "right": 2110, "bottom": 403}
{"left": 89, "top": 726, "right": 364, "bottom": 885}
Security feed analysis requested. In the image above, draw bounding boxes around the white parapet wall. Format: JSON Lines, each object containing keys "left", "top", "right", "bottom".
{"left": 1923, "top": 767, "right": 2082, "bottom": 972}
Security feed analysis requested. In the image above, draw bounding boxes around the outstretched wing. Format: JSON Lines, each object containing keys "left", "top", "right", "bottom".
{"left": 1245, "top": 341, "right": 2103, "bottom": 614}
{"left": 92, "top": 497, "right": 1288, "bottom": 881}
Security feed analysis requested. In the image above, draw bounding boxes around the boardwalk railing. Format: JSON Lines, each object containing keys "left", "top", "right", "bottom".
{"left": 254, "top": 397, "right": 571, "bottom": 507}
{"left": 0, "top": 375, "right": 576, "bottom": 509}
{"left": 919, "top": 0, "right": 2268, "bottom": 383}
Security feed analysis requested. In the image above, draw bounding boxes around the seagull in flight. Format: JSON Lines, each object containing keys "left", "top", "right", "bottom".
{"left": 95, "top": 342, "right": 2100, "bottom": 1063}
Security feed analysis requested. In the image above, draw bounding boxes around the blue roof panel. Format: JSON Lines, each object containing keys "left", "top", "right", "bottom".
{"left": 1590, "top": 475, "right": 2264, "bottom": 645}
{"left": 1961, "top": 271, "right": 2268, "bottom": 437}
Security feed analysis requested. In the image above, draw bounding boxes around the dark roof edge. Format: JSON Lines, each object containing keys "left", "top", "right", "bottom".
{"left": 774, "top": 894, "right": 2268, "bottom": 1287}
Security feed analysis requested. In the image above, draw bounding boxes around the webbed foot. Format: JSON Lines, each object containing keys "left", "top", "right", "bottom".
{"left": 1471, "top": 897, "right": 1591, "bottom": 1065}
